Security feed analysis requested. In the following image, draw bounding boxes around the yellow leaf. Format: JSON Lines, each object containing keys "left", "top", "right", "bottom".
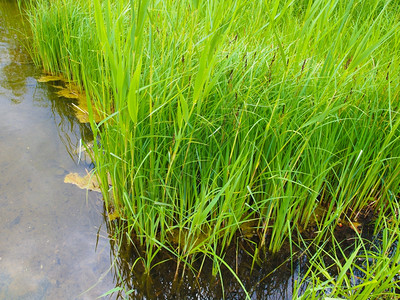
{"left": 64, "top": 172, "right": 101, "bottom": 192}
{"left": 72, "top": 95, "right": 102, "bottom": 123}
{"left": 108, "top": 209, "right": 120, "bottom": 221}
{"left": 349, "top": 221, "right": 362, "bottom": 234}
{"left": 39, "top": 74, "right": 103, "bottom": 123}
{"left": 56, "top": 88, "right": 79, "bottom": 99}
{"left": 37, "top": 75, "right": 63, "bottom": 82}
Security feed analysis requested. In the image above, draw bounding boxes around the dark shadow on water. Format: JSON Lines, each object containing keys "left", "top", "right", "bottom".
{"left": 104, "top": 217, "right": 303, "bottom": 300}
{"left": 100, "top": 206, "right": 387, "bottom": 299}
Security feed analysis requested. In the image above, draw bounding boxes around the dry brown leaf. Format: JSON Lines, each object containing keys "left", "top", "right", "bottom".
{"left": 73, "top": 95, "right": 102, "bottom": 123}
{"left": 65, "top": 82, "right": 102, "bottom": 123}
{"left": 39, "top": 74, "right": 103, "bottom": 123}
{"left": 56, "top": 88, "right": 79, "bottom": 99}
{"left": 239, "top": 220, "right": 258, "bottom": 238}
{"left": 107, "top": 172, "right": 113, "bottom": 186}
{"left": 64, "top": 172, "right": 101, "bottom": 192}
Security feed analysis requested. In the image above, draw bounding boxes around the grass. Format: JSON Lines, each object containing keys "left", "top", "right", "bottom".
{"left": 293, "top": 202, "right": 400, "bottom": 299}
{"left": 22, "top": 0, "right": 400, "bottom": 297}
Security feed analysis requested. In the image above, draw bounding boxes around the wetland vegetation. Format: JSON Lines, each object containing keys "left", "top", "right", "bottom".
{"left": 21, "top": 0, "right": 400, "bottom": 298}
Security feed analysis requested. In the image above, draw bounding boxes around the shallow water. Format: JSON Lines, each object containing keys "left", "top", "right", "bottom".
{"left": 0, "top": 1, "right": 114, "bottom": 298}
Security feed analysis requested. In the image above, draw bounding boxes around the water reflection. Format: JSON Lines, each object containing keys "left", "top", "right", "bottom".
{"left": 106, "top": 219, "right": 300, "bottom": 299}
{"left": 0, "top": 0, "right": 93, "bottom": 163}
{"left": 0, "top": 0, "right": 33, "bottom": 103}
{"left": 35, "top": 83, "right": 94, "bottom": 164}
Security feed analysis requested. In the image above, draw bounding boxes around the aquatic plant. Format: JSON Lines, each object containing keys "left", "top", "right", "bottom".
{"left": 294, "top": 202, "right": 400, "bottom": 299}
{"left": 24, "top": 0, "right": 400, "bottom": 297}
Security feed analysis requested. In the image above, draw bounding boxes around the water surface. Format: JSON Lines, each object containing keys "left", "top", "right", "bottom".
{"left": 0, "top": 1, "right": 114, "bottom": 298}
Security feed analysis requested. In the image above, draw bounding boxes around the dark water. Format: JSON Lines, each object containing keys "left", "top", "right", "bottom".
{"left": 0, "top": 1, "right": 115, "bottom": 298}
{"left": 106, "top": 225, "right": 301, "bottom": 299}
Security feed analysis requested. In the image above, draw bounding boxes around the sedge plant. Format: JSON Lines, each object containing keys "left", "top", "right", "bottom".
{"left": 23, "top": 0, "right": 400, "bottom": 296}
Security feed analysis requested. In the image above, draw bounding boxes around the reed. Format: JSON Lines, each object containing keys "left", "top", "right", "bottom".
{"left": 24, "top": 0, "right": 400, "bottom": 296}
{"left": 293, "top": 203, "right": 400, "bottom": 299}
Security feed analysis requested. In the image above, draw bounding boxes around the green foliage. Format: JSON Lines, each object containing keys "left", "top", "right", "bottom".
{"left": 293, "top": 209, "right": 400, "bottom": 299}
{"left": 25, "top": 0, "right": 400, "bottom": 297}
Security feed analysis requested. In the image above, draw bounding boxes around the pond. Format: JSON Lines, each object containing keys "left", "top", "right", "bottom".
{"left": 0, "top": 0, "right": 115, "bottom": 298}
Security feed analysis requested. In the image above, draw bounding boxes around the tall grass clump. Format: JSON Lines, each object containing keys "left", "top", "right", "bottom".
{"left": 294, "top": 201, "right": 400, "bottom": 299}
{"left": 24, "top": 0, "right": 400, "bottom": 294}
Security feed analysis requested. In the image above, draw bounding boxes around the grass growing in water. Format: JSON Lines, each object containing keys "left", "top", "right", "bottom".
{"left": 23, "top": 0, "right": 400, "bottom": 296}
{"left": 293, "top": 202, "right": 400, "bottom": 299}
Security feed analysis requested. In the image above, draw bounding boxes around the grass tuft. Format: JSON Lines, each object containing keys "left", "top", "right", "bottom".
{"left": 23, "top": 0, "right": 400, "bottom": 296}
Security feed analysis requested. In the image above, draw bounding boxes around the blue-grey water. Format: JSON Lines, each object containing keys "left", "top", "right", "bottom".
{"left": 0, "top": 1, "right": 114, "bottom": 298}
